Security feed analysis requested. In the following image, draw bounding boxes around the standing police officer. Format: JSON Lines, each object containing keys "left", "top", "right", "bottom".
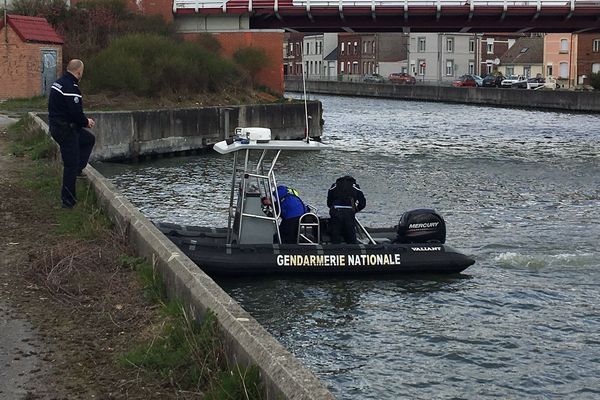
{"left": 48, "top": 59, "right": 96, "bottom": 209}
{"left": 327, "top": 175, "right": 366, "bottom": 244}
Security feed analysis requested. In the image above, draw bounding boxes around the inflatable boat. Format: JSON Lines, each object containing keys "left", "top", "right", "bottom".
{"left": 156, "top": 128, "right": 475, "bottom": 277}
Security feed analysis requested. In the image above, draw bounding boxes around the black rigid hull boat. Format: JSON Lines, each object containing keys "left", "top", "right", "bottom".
{"left": 156, "top": 128, "right": 475, "bottom": 277}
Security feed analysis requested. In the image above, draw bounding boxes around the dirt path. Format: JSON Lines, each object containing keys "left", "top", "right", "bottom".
{"left": 0, "top": 121, "right": 197, "bottom": 399}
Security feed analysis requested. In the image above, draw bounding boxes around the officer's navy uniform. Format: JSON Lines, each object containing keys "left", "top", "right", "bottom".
{"left": 274, "top": 185, "right": 308, "bottom": 244}
{"left": 327, "top": 175, "right": 366, "bottom": 244}
{"left": 48, "top": 71, "right": 95, "bottom": 208}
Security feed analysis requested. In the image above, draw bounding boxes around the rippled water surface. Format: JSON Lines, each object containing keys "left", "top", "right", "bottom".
{"left": 96, "top": 95, "right": 600, "bottom": 399}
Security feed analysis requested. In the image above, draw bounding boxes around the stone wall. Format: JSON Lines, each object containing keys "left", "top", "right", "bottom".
{"left": 285, "top": 79, "right": 600, "bottom": 113}
{"left": 38, "top": 101, "right": 322, "bottom": 161}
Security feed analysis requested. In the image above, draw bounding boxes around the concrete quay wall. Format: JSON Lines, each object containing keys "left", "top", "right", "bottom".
{"left": 39, "top": 101, "right": 323, "bottom": 161}
{"left": 29, "top": 113, "right": 335, "bottom": 400}
{"left": 285, "top": 79, "right": 600, "bottom": 113}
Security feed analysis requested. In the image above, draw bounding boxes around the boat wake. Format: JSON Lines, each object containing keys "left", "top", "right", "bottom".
{"left": 494, "top": 251, "right": 598, "bottom": 270}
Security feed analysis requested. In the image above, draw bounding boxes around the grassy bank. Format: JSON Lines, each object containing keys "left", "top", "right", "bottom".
{"left": 5, "top": 116, "right": 262, "bottom": 399}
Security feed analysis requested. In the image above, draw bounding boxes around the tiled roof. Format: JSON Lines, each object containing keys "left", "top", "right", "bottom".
{"left": 499, "top": 36, "right": 543, "bottom": 65}
{"left": 324, "top": 47, "right": 337, "bottom": 61}
{"left": 0, "top": 14, "right": 64, "bottom": 44}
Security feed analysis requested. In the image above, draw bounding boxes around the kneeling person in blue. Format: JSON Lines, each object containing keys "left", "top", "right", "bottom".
{"left": 273, "top": 185, "right": 309, "bottom": 244}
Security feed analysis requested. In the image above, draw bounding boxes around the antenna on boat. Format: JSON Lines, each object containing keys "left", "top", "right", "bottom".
{"left": 301, "top": 41, "right": 310, "bottom": 144}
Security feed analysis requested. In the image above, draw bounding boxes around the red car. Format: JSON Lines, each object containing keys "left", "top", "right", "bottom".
{"left": 452, "top": 75, "right": 478, "bottom": 87}
{"left": 389, "top": 72, "right": 416, "bottom": 85}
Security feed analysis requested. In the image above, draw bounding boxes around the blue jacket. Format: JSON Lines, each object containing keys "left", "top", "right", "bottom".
{"left": 274, "top": 185, "right": 308, "bottom": 219}
{"left": 48, "top": 72, "right": 88, "bottom": 129}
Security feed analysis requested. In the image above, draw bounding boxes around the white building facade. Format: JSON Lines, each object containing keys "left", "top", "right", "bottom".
{"left": 303, "top": 33, "right": 338, "bottom": 80}
{"left": 408, "top": 33, "right": 479, "bottom": 84}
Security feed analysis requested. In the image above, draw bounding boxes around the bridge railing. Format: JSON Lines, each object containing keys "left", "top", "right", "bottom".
{"left": 173, "top": 0, "right": 600, "bottom": 14}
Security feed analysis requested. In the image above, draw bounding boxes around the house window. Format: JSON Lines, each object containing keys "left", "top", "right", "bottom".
{"left": 469, "top": 60, "right": 475, "bottom": 74}
{"left": 348, "top": 42, "right": 352, "bottom": 54}
{"left": 306, "top": 43, "right": 310, "bottom": 55}
{"left": 352, "top": 61, "right": 359, "bottom": 74}
{"left": 593, "top": 63, "right": 600, "bottom": 73}
{"left": 593, "top": 39, "right": 600, "bottom": 52}
{"left": 523, "top": 66, "right": 531, "bottom": 78}
{"left": 341, "top": 42, "right": 345, "bottom": 54}
{"left": 560, "top": 39, "right": 569, "bottom": 53}
{"left": 372, "top": 41, "right": 376, "bottom": 54}
{"left": 418, "top": 37, "right": 426, "bottom": 52}
{"left": 418, "top": 59, "right": 426, "bottom": 75}
{"left": 446, "top": 38, "right": 454, "bottom": 53}
{"left": 445, "top": 60, "right": 454, "bottom": 76}
{"left": 288, "top": 43, "right": 293, "bottom": 55}
{"left": 354, "top": 42, "right": 358, "bottom": 55}
{"left": 347, "top": 62, "right": 351, "bottom": 73}
{"left": 506, "top": 66, "right": 514, "bottom": 76}
{"left": 340, "top": 61, "right": 344, "bottom": 73}
{"left": 486, "top": 38, "right": 494, "bottom": 54}
{"left": 559, "top": 62, "right": 569, "bottom": 78}
{"left": 469, "top": 39, "right": 475, "bottom": 53}
{"left": 547, "top": 65, "right": 553, "bottom": 77}
{"left": 487, "top": 64, "right": 493, "bottom": 74}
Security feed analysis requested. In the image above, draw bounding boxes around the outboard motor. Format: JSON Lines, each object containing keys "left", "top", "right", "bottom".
{"left": 395, "top": 209, "right": 446, "bottom": 244}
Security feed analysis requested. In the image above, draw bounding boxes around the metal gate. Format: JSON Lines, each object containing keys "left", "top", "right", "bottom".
{"left": 41, "top": 49, "right": 57, "bottom": 96}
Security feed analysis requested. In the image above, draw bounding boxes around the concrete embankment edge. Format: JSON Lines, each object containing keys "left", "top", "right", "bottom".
{"left": 36, "top": 101, "right": 323, "bottom": 162}
{"left": 29, "top": 113, "right": 335, "bottom": 400}
{"left": 286, "top": 79, "right": 600, "bottom": 113}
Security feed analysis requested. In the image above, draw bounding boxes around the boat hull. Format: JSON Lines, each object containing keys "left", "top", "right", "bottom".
{"left": 156, "top": 223, "right": 475, "bottom": 277}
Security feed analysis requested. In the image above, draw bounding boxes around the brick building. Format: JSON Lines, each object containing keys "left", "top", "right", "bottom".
{"left": 0, "top": 15, "right": 63, "bottom": 99}
{"left": 283, "top": 32, "right": 304, "bottom": 76}
{"left": 576, "top": 33, "right": 600, "bottom": 86}
{"left": 338, "top": 33, "right": 362, "bottom": 77}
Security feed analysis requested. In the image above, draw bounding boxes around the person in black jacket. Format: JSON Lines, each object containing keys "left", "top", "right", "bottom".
{"left": 327, "top": 175, "right": 366, "bottom": 244}
{"left": 48, "top": 59, "right": 96, "bottom": 209}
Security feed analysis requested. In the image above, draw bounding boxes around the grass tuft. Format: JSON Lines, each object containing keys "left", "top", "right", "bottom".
{"left": 118, "top": 256, "right": 263, "bottom": 399}
{"left": 119, "top": 255, "right": 167, "bottom": 304}
{"left": 0, "top": 96, "right": 48, "bottom": 112}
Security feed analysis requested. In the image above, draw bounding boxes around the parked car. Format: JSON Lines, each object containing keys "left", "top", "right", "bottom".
{"left": 472, "top": 75, "right": 484, "bottom": 87}
{"left": 363, "top": 74, "right": 386, "bottom": 84}
{"left": 512, "top": 77, "right": 546, "bottom": 89}
{"left": 452, "top": 75, "right": 478, "bottom": 87}
{"left": 500, "top": 75, "right": 527, "bottom": 88}
{"left": 389, "top": 72, "right": 416, "bottom": 85}
{"left": 482, "top": 74, "right": 504, "bottom": 87}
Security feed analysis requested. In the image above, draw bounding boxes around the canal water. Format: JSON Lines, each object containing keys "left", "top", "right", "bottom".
{"left": 95, "top": 95, "right": 600, "bottom": 400}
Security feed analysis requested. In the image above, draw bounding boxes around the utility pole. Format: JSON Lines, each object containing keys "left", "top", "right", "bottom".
{"left": 4, "top": 0, "right": 8, "bottom": 44}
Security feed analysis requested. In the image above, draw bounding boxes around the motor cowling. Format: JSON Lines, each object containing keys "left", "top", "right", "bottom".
{"left": 395, "top": 209, "right": 446, "bottom": 244}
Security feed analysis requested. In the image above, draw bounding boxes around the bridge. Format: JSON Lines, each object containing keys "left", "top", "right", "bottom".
{"left": 172, "top": 0, "right": 600, "bottom": 33}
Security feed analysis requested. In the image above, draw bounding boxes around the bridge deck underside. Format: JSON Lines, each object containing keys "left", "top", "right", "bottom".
{"left": 250, "top": 14, "right": 600, "bottom": 33}
{"left": 174, "top": 5, "right": 600, "bottom": 32}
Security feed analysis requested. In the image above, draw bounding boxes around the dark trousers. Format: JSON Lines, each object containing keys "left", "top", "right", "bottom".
{"left": 50, "top": 125, "right": 95, "bottom": 207}
{"left": 329, "top": 208, "right": 356, "bottom": 244}
{"left": 279, "top": 216, "right": 301, "bottom": 244}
